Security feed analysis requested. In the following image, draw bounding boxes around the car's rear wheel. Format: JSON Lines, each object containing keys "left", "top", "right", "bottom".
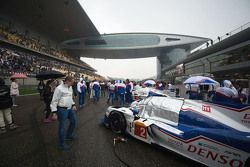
{"left": 109, "top": 111, "right": 127, "bottom": 134}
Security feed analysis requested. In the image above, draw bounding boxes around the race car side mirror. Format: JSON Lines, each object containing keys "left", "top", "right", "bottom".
{"left": 134, "top": 115, "right": 140, "bottom": 120}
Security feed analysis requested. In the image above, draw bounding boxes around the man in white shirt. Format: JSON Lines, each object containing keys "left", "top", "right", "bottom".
{"left": 50, "top": 76, "right": 77, "bottom": 150}
{"left": 77, "top": 78, "right": 86, "bottom": 108}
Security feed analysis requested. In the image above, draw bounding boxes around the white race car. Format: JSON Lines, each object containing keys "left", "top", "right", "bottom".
{"left": 103, "top": 96, "right": 250, "bottom": 167}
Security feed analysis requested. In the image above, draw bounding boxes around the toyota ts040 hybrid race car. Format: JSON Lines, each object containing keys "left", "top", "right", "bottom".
{"left": 103, "top": 96, "right": 250, "bottom": 167}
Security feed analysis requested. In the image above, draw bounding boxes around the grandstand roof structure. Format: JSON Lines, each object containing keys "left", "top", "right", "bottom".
{"left": 0, "top": 0, "right": 100, "bottom": 42}
{"left": 0, "top": 0, "right": 100, "bottom": 72}
{"left": 0, "top": 0, "right": 211, "bottom": 80}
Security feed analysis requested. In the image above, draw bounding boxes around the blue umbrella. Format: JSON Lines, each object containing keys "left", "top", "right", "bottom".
{"left": 183, "top": 76, "right": 218, "bottom": 85}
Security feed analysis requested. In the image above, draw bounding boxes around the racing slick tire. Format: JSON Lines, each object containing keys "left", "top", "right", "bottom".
{"left": 109, "top": 111, "right": 127, "bottom": 134}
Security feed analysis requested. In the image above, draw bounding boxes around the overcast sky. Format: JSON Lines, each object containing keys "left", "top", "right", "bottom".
{"left": 78, "top": 0, "right": 250, "bottom": 79}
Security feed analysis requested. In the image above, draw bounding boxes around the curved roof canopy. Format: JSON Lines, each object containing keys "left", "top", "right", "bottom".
{"left": 61, "top": 33, "right": 210, "bottom": 59}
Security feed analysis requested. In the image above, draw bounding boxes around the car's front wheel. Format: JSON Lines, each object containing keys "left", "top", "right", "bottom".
{"left": 109, "top": 111, "right": 127, "bottom": 134}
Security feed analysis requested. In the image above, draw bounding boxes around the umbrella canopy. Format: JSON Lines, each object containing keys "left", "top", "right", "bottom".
{"left": 183, "top": 76, "right": 218, "bottom": 85}
{"left": 144, "top": 80, "right": 156, "bottom": 87}
{"left": 10, "top": 73, "right": 28, "bottom": 79}
{"left": 36, "top": 70, "right": 65, "bottom": 80}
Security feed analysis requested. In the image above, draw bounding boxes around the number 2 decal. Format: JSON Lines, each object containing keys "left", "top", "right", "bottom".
{"left": 139, "top": 127, "right": 146, "bottom": 138}
{"left": 135, "top": 124, "right": 147, "bottom": 139}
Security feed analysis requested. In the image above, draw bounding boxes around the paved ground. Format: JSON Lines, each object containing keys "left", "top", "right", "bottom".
{"left": 0, "top": 94, "right": 206, "bottom": 167}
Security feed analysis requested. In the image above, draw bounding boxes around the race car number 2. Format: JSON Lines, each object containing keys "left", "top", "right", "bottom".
{"left": 135, "top": 124, "right": 147, "bottom": 139}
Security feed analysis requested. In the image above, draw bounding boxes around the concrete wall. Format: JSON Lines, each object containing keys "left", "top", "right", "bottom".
{"left": 1, "top": 76, "right": 39, "bottom": 87}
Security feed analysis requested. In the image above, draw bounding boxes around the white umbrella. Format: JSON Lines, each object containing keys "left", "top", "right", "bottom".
{"left": 144, "top": 80, "right": 156, "bottom": 86}
{"left": 184, "top": 76, "right": 218, "bottom": 85}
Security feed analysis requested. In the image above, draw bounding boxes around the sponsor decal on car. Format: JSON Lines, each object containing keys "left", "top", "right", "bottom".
{"left": 187, "top": 145, "right": 244, "bottom": 167}
{"left": 244, "top": 114, "right": 250, "bottom": 119}
{"left": 202, "top": 105, "right": 211, "bottom": 112}
{"left": 242, "top": 114, "right": 250, "bottom": 124}
{"left": 167, "top": 138, "right": 183, "bottom": 149}
{"left": 134, "top": 122, "right": 147, "bottom": 139}
{"left": 198, "top": 142, "right": 219, "bottom": 151}
{"left": 224, "top": 151, "right": 241, "bottom": 158}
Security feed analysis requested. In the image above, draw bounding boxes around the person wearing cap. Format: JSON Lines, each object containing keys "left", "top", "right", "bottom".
{"left": 50, "top": 76, "right": 77, "bottom": 150}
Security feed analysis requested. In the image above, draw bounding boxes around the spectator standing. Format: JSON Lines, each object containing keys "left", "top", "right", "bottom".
{"left": 134, "top": 82, "right": 142, "bottom": 91}
{"left": 125, "top": 79, "right": 133, "bottom": 104}
{"left": 86, "top": 80, "right": 90, "bottom": 95}
{"left": 218, "top": 36, "right": 221, "bottom": 42}
{"left": 77, "top": 78, "right": 86, "bottom": 108}
{"left": 107, "top": 81, "right": 115, "bottom": 105}
{"left": 239, "top": 88, "right": 248, "bottom": 104}
{"left": 210, "top": 40, "right": 213, "bottom": 45}
{"left": 92, "top": 80, "right": 101, "bottom": 103}
{"left": 117, "top": 81, "right": 126, "bottom": 106}
{"left": 43, "top": 80, "right": 54, "bottom": 123}
{"left": 50, "top": 76, "right": 77, "bottom": 150}
{"left": 72, "top": 80, "right": 78, "bottom": 100}
{"left": 213, "top": 80, "right": 239, "bottom": 103}
{"left": 10, "top": 78, "right": 19, "bottom": 107}
{"left": 100, "top": 81, "right": 106, "bottom": 97}
{"left": 185, "top": 84, "right": 199, "bottom": 100}
{"left": 0, "top": 78, "right": 18, "bottom": 134}
{"left": 206, "top": 42, "right": 209, "bottom": 48}
{"left": 37, "top": 80, "right": 45, "bottom": 100}
{"left": 208, "top": 85, "right": 216, "bottom": 102}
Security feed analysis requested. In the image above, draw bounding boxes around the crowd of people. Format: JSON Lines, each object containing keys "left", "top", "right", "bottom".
{"left": 72, "top": 79, "right": 172, "bottom": 107}
{"left": 39, "top": 78, "right": 149, "bottom": 119}
{"left": 0, "top": 46, "right": 102, "bottom": 80}
{"left": 185, "top": 80, "right": 250, "bottom": 105}
{"left": 0, "top": 24, "right": 91, "bottom": 71}
{"left": 0, "top": 47, "right": 78, "bottom": 77}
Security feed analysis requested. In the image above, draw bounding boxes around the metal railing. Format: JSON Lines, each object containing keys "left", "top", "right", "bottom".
{"left": 191, "top": 22, "right": 250, "bottom": 53}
